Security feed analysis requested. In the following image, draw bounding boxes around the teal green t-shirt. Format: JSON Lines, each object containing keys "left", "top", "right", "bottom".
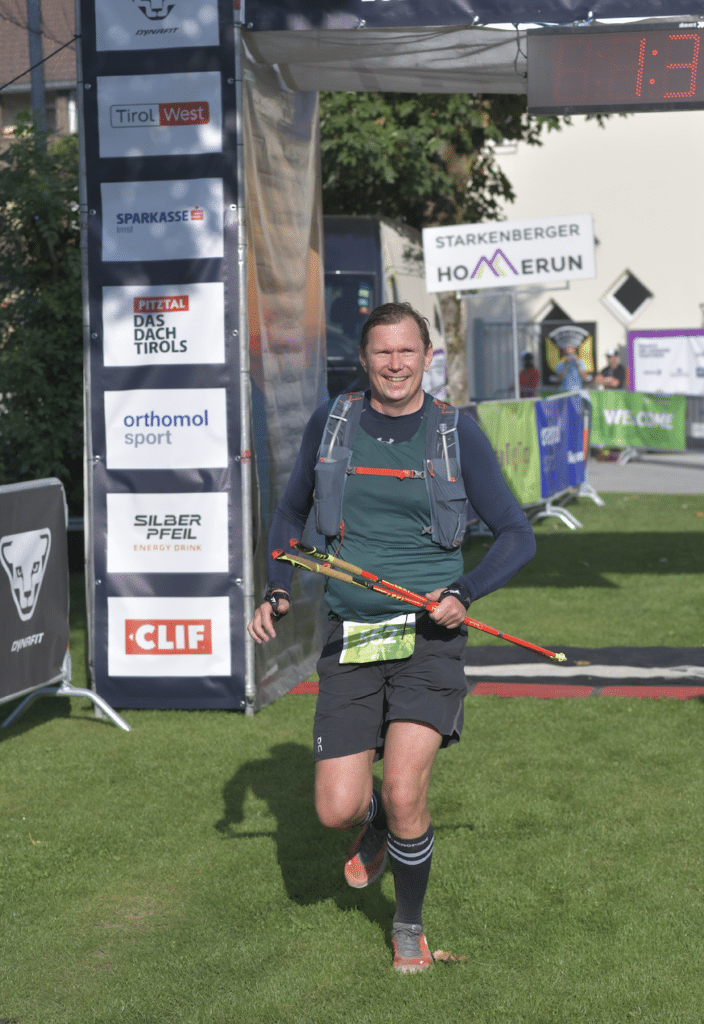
{"left": 324, "top": 401, "right": 463, "bottom": 622}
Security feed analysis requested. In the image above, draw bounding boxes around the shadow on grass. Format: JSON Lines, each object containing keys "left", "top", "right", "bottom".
{"left": 465, "top": 531, "right": 704, "bottom": 588}
{"left": 214, "top": 741, "right": 395, "bottom": 940}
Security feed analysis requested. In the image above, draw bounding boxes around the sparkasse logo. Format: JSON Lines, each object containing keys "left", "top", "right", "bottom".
{"left": 110, "top": 101, "right": 210, "bottom": 127}
{"left": 125, "top": 619, "right": 212, "bottom": 655}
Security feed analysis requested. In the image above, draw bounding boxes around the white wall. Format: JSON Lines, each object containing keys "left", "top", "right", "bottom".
{"left": 468, "top": 109, "right": 704, "bottom": 370}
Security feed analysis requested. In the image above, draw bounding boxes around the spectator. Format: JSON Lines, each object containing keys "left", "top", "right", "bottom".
{"left": 593, "top": 349, "right": 626, "bottom": 389}
{"left": 555, "top": 344, "right": 589, "bottom": 392}
{"left": 519, "top": 352, "right": 542, "bottom": 399}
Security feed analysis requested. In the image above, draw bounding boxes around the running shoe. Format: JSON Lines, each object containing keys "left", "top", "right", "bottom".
{"left": 344, "top": 823, "right": 388, "bottom": 889}
{"left": 391, "top": 923, "right": 433, "bottom": 974}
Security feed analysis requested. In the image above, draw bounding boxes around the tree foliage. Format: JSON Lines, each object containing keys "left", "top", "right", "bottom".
{"left": 0, "top": 115, "right": 83, "bottom": 513}
{"left": 320, "top": 91, "right": 563, "bottom": 231}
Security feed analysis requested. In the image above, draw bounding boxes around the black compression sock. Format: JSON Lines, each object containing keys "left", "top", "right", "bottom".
{"left": 388, "top": 824, "right": 434, "bottom": 928}
{"left": 363, "top": 789, "right": 388, "bottom": 832}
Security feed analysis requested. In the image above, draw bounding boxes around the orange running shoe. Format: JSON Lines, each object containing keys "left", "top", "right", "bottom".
{"left": 391, "top": 924, "right": 433, "bottom": 974}
{"left": 344, "top": 824, "right": 388, "bottom": 888}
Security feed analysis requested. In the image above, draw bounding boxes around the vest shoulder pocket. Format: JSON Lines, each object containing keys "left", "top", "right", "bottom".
{"left": 426, "top": 458, "right": 468, "bottom": 548}
{"left": 314, "top": 449, "right": 352, "bottom": 538}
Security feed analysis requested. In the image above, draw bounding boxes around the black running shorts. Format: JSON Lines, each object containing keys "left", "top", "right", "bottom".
{"left": 312, "top": 614, "right": 468, "bottom": 762}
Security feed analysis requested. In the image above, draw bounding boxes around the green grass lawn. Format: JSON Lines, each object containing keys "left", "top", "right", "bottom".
{"left": 0, "top": 493, "right": 703, "bottom": 1023}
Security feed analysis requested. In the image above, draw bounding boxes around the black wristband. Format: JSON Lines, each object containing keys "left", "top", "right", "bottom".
{"left": 265, "top": 587, "right": 290, "bottom": 621}
{"left": 438, "top": 582, "right": 471, "bottom": 609}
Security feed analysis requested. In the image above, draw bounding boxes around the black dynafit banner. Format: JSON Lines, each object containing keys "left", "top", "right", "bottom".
{"left": 79, "top": 0, "right": 245, "bottom": 709}
{"left": 247, "top": 0, "right": 704, "bottom": 32}
{"left": 0, "top": 480, "right": 70, "bottom": 703}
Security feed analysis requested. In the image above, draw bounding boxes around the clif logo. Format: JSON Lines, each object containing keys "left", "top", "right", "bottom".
{"left": 125, "top": 619, "right": 212, "bottom": 654}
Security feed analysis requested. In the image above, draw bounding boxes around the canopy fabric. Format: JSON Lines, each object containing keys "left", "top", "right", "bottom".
{"left": 248, "top": 0, "right": 703, "bottom": 32}
{"left": 245, "top": 25, "right": 529, "bottom": 94}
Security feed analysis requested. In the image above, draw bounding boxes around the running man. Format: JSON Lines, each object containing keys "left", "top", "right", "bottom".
{"left": 248, "top": 302, "right": 536, "bottom": 973}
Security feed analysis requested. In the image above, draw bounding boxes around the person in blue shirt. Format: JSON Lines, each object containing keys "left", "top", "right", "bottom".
{"left": 555, "top": 344, "right": 589, "bottom": 392}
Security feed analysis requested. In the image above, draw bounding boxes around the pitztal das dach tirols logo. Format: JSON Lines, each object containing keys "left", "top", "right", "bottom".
{"left": 0, "top": 529, "right": 51, "bottom": 622}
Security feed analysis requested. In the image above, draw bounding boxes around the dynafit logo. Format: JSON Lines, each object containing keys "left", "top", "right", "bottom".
{"left": 132, "top": 0, "right": 175, "bottom": 21}
{"left": 0, "top": 529, "right": 51, "bottom": 622}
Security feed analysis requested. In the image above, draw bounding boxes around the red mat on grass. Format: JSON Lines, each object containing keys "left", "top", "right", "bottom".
{"left": 288, "top": 679, "right": 704, "bottom": 700}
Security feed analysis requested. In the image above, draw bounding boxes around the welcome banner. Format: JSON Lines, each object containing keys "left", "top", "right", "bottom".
{"left": 591, "top": 391, "right": 686, "bottom": 450}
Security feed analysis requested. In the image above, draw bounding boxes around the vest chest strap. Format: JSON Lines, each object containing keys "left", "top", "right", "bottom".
{"left": 345, "top": 466, "right": 426, "bottom": 480}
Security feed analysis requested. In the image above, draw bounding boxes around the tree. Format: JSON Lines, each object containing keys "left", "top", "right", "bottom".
{"left": 320, "top": 92, "right": 564, "bottom": 403}
{"left": 0, "top": 115, "right": 83, "bottom": 513}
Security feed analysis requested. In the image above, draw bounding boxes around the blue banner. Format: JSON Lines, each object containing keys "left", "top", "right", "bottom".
{"left": 535, "top": 394, "right": 585, "bottom": 499}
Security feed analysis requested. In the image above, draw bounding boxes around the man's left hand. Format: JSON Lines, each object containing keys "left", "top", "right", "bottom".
{"left": 425, "top": 589, "right": 467, "bottom": 629}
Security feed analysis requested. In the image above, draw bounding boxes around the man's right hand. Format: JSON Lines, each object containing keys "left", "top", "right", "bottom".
{"left": 247, "top": 597, "right": 290, "bottom": 644}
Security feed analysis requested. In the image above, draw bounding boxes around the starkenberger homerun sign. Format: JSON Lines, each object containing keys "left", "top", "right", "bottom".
{"left": 422, "top": 213, "right": 596, "bottom": 293}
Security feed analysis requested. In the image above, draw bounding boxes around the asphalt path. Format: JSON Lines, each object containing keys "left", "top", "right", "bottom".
{"left": 586, "top": 448, "right": 704, "bottom": 495}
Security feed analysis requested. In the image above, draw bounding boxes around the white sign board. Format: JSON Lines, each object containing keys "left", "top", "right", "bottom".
{"left": 106, "top": 492, "right": 229, "bottom": 574}
{"left": 628, "top": 329, "right": 704, "bottom": 396}
{"left": 104, "top": 388, "right": 228, "bottom": 470}
{"left": 108, "top": 596, "right": 231, "bottom": 677}
{"left": 102, "top": 283, "right": 225, "bottom": 366}
{"left": 422, "top": 214, "right": 596, "bottom": 293}
{"left": 97, "top": 73, "right": 223, "bottom": 158}
{"left": 101, "top": 178, "right": 224, "bottom": 262}
{"left": 95, "top": 0, "right": 220, "bottom": 52}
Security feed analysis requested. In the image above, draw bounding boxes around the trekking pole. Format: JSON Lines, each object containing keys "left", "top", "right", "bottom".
{"left": 275, "top": 543, "right": 566, "bottom": 663}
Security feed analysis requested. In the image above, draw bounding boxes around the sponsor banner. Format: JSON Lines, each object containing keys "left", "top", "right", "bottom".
{"left": 106, "top": 492, "right": 229, "bottom": 573}
{"left": 0, "top": 479, "right": 70, "bottom": 703}
{"left": 95, "top": 0, "right": 220, "bottom": 51}
{"left": 628, "top": 329, "right": 704, "bottom": 397}
{"left": 476, "top": 400, "right": 541, "bottom": 505}
{"left": 422, "top": 214, "right": 595, "bottom": 293}
{"left": 102, "top": 282, "right": 225, "bottom": 366}
{"left": 535, "top": 394, "right": 585, "bottom": 498}
{"left": 97, "top": 72, "right": 223, "bottom": 158}
{"left": 591, "top": 391, "right": 686, "bottom": 450}
{"left": 101, "top": 178, "right": 224, "bottom": 262}
{"left": 104, "top": 388, "right": 228, "bottom": 469}
{"left": 107, "top": 597, "right": 231, "bottom": 677}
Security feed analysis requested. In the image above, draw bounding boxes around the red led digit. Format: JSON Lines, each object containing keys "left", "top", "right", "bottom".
{"left": 636, "top": 37, "right": 646, "bottom": 95}
{"left": 664, "top": 33, "right": 699, "bottom": 98}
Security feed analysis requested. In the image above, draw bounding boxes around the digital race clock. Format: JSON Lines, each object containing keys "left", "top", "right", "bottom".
{"left": 527, "top": 23, "right": 704, "bottom": 114}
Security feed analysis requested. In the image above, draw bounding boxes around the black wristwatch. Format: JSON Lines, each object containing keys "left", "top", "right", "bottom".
{"left": 265, "top": 586, "right": 290, "bottom": 621}
{"left": 438, "top": 582, "right": 471, "bottom": 609}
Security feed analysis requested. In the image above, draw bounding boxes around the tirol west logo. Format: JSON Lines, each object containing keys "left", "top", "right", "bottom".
{"left": 132, "top": 0, "right": 175, "bottom": 21}
{"left": 0, "top": 529, "right": 51, "bottom": 622}
{"left": 110, "top": 102, "right": 210, "bottom": 127}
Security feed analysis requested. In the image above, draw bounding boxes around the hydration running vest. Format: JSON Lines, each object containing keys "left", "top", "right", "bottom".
{"left": 314, "top": 391, "right": 469, "bottom": 550}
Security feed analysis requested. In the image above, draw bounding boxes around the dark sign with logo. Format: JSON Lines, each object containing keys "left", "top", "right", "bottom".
{"left": 0, "top": 480, "right": 70, "bottom": 704}
{"left": 541, "top": 321, "right": 596, "bottom": 388}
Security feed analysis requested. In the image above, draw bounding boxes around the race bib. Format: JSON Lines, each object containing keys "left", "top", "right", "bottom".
{"left": 340, "top": 614, "right": 416, "bottom": 664}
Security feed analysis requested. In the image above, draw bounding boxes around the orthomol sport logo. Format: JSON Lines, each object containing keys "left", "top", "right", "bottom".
{"left": 108, "top": 597, "right": 231, "bottom": 677}
{"left": 106, "top": 492, "right": 229, "bottom": 573}
{"left": 125, "top": 619, "right": 212, "bottom": 654}
{"left": 111, "top": 101, "right": 210, "bottom": 126}
{"left": 102, "top": 283, "right": 225, "bottom": 366}
{"left": 104, "top": 388, "right": 228, "bottom": 469}
{"left": 0, "top": 529, "right": 51, "bottom": 622}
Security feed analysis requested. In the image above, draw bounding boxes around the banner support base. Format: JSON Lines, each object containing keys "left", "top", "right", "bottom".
{"left": 2, "top": 680, "right": 131, "bottom": 732}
